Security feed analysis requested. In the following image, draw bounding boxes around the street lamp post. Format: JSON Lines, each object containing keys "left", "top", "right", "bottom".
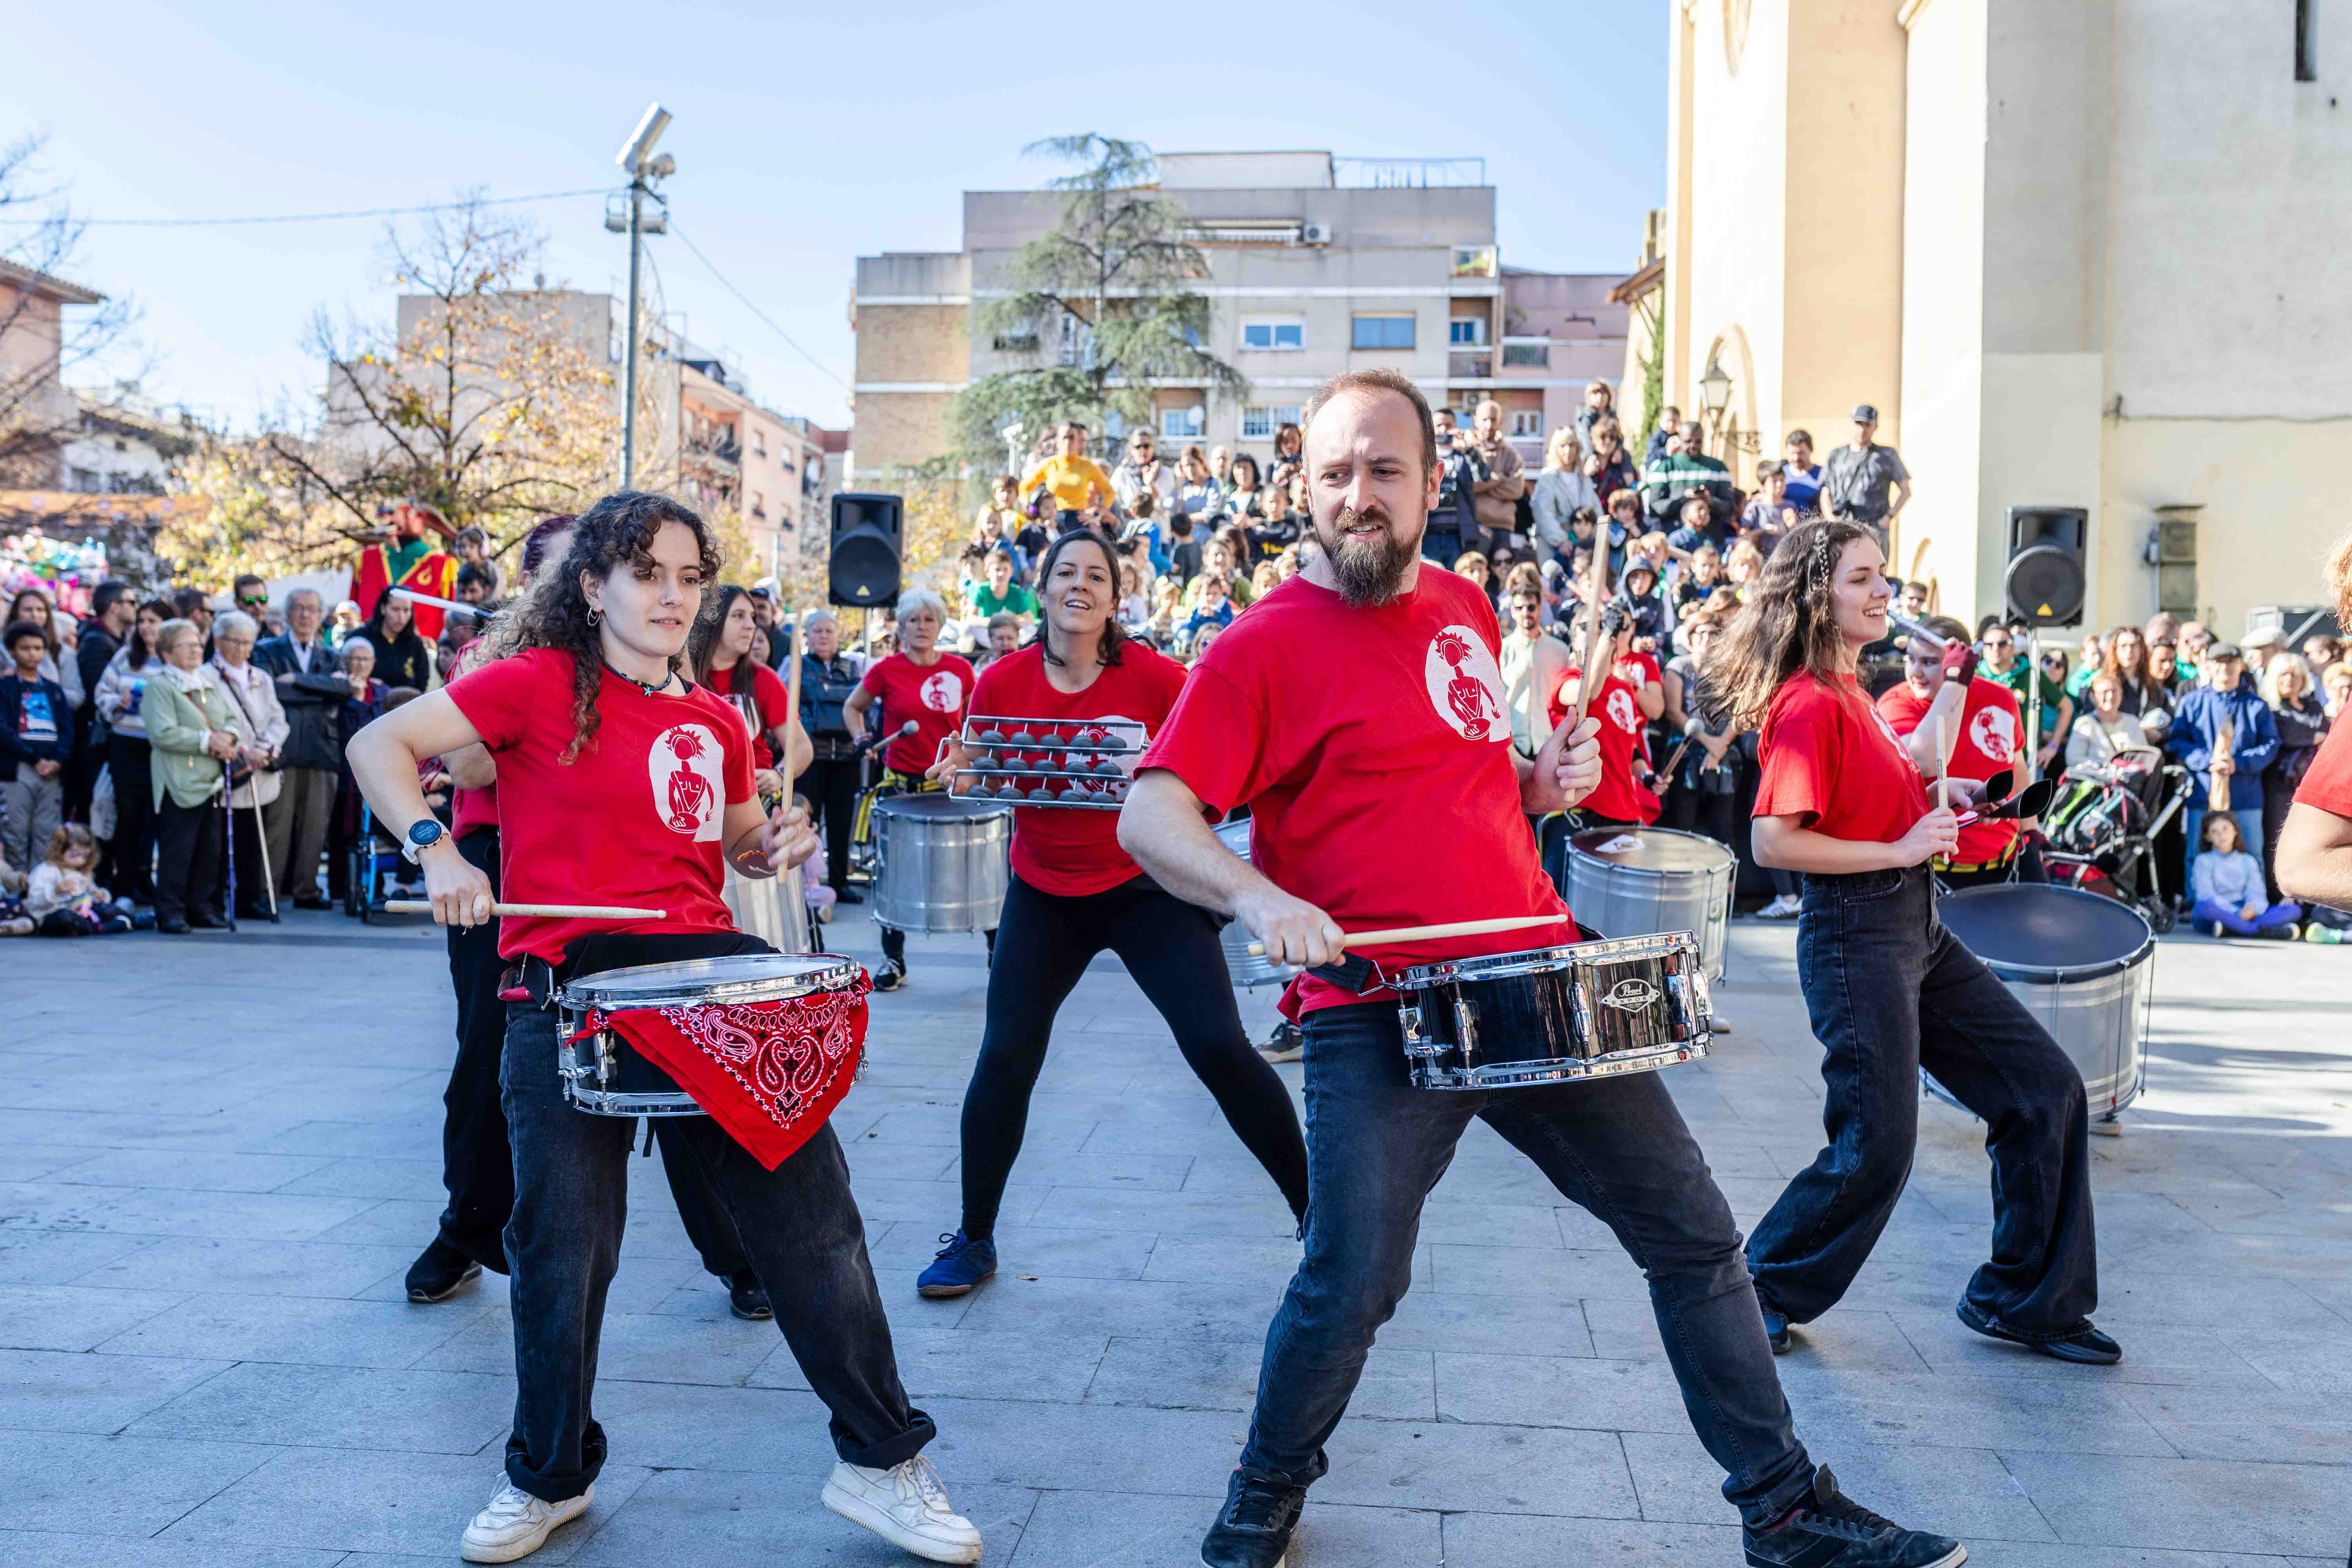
{"left": 612, "top": 103, "right": 674, "bottom": 490}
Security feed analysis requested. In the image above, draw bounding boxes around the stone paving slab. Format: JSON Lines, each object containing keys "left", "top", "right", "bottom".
{"left": 1, "top": 904, "right": 2349, "bottom": 1565}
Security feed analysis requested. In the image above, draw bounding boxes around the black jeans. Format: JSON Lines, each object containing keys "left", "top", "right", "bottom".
{"left": 1241, "top": 1002, "right": 1813, "bottom": 1528}
{"left": 153, "top": 792, "right": 223, "bottom": 924}
{"left": 958, "top": 874, "right": 1309, "bottom": 1237}
{"left": 104, "top": 735, "right": 155, "bottom": 902}
{"left": 798, "top": 752, "right": 861, "bottom": 893}
{"left": 499, "top": 996, "right": 930, "bottom": 1501}
{"left": 1748, "top": 866, "right": 2098, "bottom": 1336}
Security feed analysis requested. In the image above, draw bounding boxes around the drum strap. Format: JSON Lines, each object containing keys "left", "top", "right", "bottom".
{"left": 1305, "top": 953, "right": 1392, "bottom": 996}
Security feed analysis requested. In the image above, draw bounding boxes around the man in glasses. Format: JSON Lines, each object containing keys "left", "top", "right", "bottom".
{"left": 1111, "top": 428, "right": 1177, "bottom": 515}
{"left": 1980, "top": 624, "right": 2074, "bottom": 780}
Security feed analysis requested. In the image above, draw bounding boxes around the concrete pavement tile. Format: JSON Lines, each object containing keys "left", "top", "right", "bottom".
{"left": 1139, "top": 1233, "right": 1330, "bottom": 1287}
{"left": 750, "top": 1325, "right": 1110, "bottom": 1403}
{"left": 268, "top": 1156, "right": 448, "bottom": 1200}
{"left": 1436, "top": 1511, "right": 1741, "bottom": 1567}
{"left": 1427, "top": 1243, "right": 1651, "bottom": 1301}
{"left": 2119, "top": 1379, "right": 2352, "bottom": 1464}
{"left": 1375, "top": 1287, "right": 1596, "bottom": 1358}
{"left": 1022, "top": 1184, "right": 1301, "bottom": 1237}
{"left": 73, "top": 1236, "right": 419, "bottom": 1298}
{"left": 1007, "top": 1486, "right": 1440, "bottom": 1567}
{"left": 568, "top": 1466, "right": 1038, "bottom": 1566}
{"left": 840, "top": 1174, "right": 1048, "bottom": 1226}
{"left": 95, "top": 1291, "right": 488, "bottom": 1368}
{"left": 1088, "top": 1334, "right": 1434, "bottom": 1419}
{"left": 916, "top": 1394, "right": 1250, "bottom": 1497}
{"left": 1770, "top": 1367, "right": 2175, "bottom": 1456}
{"left": 2089, "top": 1266, "right": 2349, "bottom": 1329}
{"left": 36, "top": 1148, "right": 338, "bottom": 1194}
{"left": 0, "top": 1531, "right": 340, "bottom": 1567}
{"left": 2000, "top": 1451, "right": 2352, "bottom": 1556}
{"left": 0, "top": 1145, "right": 116, "bottom": 1183}
{"left": 1434, "top": 1351, "right": 1695, "bottom": 1433}
{"left": 871, "top": 1221, "right": 1160, "bottom": 1281}
{"left": 0, "top": 1181, "right": 379, "bottom": 1241}
{"left": 159, "top": 1445, "right": 653, "bottom": 1559}
{"left": 0, "top": 1428, "right": 279, "bottom": 1537}
{"left": 1620, "top": 1429, "right": 2053, "bottom": 1539}
{"left": 307, "top": 1197, "right": 456, "bottom": 1249}
{"left": 953, "top": 1272, "right": 1284, "bottom": 1345}
{"left": 1314, "top": 1418, "right": 1639, "bottom": 1517}
{"left": 1889, "top": 1307, "right": 2273, "bottom": 1387}
{"left": 0, "top": 1347, "right": 231, "bottom": 1434}
{"left": 0, "top": 1282, "right": 188, "bottom": 1350}
{"left": 247, "top": 1120, "right": 449, "bottom": 1160}
{"left": 947, "top": 1147, "right": 1198, "bottom": 1192}
{"left": 126, "top": 1361, "right": 512, "bottom": 1455}
{"left": 0, "top": 1227, "right": 160, "bottom": 1284}
{"left": 1742, "top": 1307, "right": 1937, "bottom": 1375}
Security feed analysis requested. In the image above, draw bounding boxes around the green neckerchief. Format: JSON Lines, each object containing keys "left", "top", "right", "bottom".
{"left": 383, "top": 537, "right": 432, "bottom": 579}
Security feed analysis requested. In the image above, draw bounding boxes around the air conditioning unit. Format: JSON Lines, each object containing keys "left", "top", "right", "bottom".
{"left": 1300, "top": 222, "right": 1332, "bottom": 246}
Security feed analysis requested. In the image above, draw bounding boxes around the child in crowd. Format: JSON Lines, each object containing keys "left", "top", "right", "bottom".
{"left": 0, "top": 842, "right": 33, "bottom": 936}
{"left": 2190, "top": 813, "right": 2299, "bottom": 939}
{"left": 1186, "top": 619, "right": 1226, "bottom": 664}
{"left": 1, "top": 618, "right": 70, "bottom": 876}
{"left": 1178, "top": 573, "right": 1237, "bottom": 645}
{"left": 977, "top": 612, "right": 1022, "bottom": 669}
{"left": 28, "top": 824, "right": 138, "bottom": 935}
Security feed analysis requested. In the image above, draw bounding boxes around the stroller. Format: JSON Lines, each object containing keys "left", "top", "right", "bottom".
{"left": 2040, "top": 744, "right": 2189, "bottom": 934}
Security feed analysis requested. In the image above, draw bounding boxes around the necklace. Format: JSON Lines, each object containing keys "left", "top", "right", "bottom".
{"left": 603, "top": 659, "right": 677, "bottom": 698}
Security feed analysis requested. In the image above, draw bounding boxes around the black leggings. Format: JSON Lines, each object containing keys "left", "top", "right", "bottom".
{"left": 958, "top": 873, "right": 1310, "bottom": 1237}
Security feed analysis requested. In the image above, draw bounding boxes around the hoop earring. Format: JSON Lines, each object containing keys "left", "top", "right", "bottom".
{"left": 587, "top": 605, "right": 603, "bottom": 627}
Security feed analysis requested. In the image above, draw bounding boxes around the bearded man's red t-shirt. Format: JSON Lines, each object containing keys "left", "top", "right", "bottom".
{"left": 445, "top": 647, "right": 755, "bottom": 964}
{"left": 1754, "top": 671, "right": 1929, "bottom": 844}
{"left": 1878, "top": 676, "right": 2022, "bottom": 864}
{"left": 972, "top": 641, "right": 1189, "bottom": 898}
{"left": 1139, "top": 570, "right": 1574, "bottom": 1016}
{"left": 1547, "top": 664, "right": 1660, "bottom": 825}
{"left": 861, "top": 651, "right": 975, "bottom": 775}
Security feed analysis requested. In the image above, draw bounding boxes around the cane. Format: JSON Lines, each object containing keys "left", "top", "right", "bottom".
{"left": 249, "top": 785, "right": 278, "bottom": 921}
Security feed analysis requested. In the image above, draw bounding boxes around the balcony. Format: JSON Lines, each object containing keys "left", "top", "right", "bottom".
{"left": 1447, "top": 348, "right": 1494, "bottom": 380}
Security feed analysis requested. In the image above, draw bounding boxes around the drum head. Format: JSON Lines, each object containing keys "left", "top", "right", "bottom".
{"left": 1939, "top": 884, "right": 2152, "bottom": 978}
{"left": 1214, "top": 818, "right": 1252, "bottom": 858}
{"left": 560, "top": 953, "right": 859, "bottom": 1011}
{"left": 1569, "top": 826, "right": 1734, "bottom": 874}
{"left": 875, "top": 794, "right": 1012, "bottom": 824}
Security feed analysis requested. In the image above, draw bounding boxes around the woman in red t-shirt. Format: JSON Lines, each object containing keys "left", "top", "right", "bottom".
{"left": 2279, "top": 533, "right": 2352, "bottom": 919}
{"left": 1709, "top": 519, "right": 2115, "bottom": 1369}
{"left": 903, "top": 532, "right": 1308, "bottom": 1300}
{"left": 346, "top": 492, "right": 980, "bottom": 1566}
{"left": 843, "top": 588, "right": 978, "bottom": 991}
{"left": 690, "top": 583, "right": 803, "bottom": 795}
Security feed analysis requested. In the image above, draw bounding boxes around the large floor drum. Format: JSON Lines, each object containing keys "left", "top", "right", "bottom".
{"left": 1927, "top": 883, "right": 2153, "bottom": 1118}
{"left": 1214, "top": 817, "right": 1296, "bottom": 990}
{"left": 873, "top": 795, "right": 1012, "bottom": 934}
{"left": 724, "top": 858, "right": 811, "bottom": 955}
{"left": 1564, "top": 826, "right": 1735, "bottom": 979}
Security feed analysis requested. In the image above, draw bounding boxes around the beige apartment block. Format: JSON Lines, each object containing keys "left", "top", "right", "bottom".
{"left": 0, "top": 259, "right": 106, "bottom": 488}
{"left": 849, "top": 152, "right": 1628, "bottom": 481}
{"left": 1664, "top": 0, "right": 2352, "bottom": 635}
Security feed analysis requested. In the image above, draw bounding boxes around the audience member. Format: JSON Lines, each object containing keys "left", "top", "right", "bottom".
{"left": 207, "top": 611, "right": 290, "bottom": 918}
{"left": 142, "top": 617, "right": 236, "bottom": 934}
{"left": 1, "top": 617, "right": 69, "bottom": 876}
{"left": 254, "top": 588, "right": 347, "bottom": 910}
{"left": 2190, "top": 813, "right": 2299, "bottom": 939}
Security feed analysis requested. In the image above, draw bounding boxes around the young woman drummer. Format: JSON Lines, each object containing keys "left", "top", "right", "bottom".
{"left": 347, "top": 491, "right": 983, "bottom": 1566}
{"left": 690, "top": 582, "right": 796, "bottom": 800}
{"left": 842, "top": 588, "right": 978, "bottom": 991}
{"left": 1710, "top": 518, "right": 2118, "bottom": 1366}
{"left": 911, "top": 529, "right": 1310, "bottom": 1297}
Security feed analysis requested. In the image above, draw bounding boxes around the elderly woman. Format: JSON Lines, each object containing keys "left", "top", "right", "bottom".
{"left": 1532, "top": 426, "right": 1602, "bottom": 560}
{"left": 2263, "top": 651, "right": 2328, "bottom": 903}
{"left": 2065, "top": 671, "right": 2149, "bottom": 768}
{"left": 206, "top": 611, "right": 291, "bottom": 918}
{"left": 141, "top": 618, "right": 243, "bottom": 933}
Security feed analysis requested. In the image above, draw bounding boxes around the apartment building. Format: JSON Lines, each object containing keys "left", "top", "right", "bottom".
{"left": 849, "top": 151, "right": 1628, "bottom": 481}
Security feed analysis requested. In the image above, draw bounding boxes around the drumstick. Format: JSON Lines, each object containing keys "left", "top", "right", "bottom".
{"left": 783, "top": 610, "right": 804, "bottom": 776}
{"left": 385, "top": 900, "right": 669, "bottom": 920}
{"left": 1245, "top": 913, "right": 1561, "bottom": 958}
{"left": 1935, "top": 712, "right": 1955, "bottom": 811}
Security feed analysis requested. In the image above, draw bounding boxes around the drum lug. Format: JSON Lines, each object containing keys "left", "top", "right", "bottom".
{"left": 1451, "top": 998, "right": 1478, "bottom": 1063}
{"left": 1398, "top": 1004, "right": 1434, "bottom": 1056}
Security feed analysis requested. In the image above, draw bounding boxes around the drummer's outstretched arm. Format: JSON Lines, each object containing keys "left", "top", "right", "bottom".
{"left": 346, "top": 689, "right": 492, "bottom": 925}
{"left": 1753, "top": 809, "right": 1955, "bottom": 876}
{"left": 2277, "top": 803, "right": 2352, "bottom": 909}
{"left": 1118, "top": 769, "right": 1343, "bottom": 968}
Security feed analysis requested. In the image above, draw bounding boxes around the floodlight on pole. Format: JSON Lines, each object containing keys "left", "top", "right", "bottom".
{"left": 613, "top": 102, "right": 673, "bottom": 490}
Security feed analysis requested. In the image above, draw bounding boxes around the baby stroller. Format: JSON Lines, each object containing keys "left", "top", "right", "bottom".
{"left": 2040, "top": 744, "right": 2189, "bottom": 934}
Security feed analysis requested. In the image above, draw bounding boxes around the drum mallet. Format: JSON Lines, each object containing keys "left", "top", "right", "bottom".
{"left": 1247, "top": 914, "right": 1561, "bottom": 958}
{"left": 388, "top": 586, "right": 474, "bottom": 615}
{"left": 385, "top": 900, "right": 671, "bottom": 920}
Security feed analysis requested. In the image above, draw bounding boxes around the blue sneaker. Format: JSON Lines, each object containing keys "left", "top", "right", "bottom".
{"left": 916, "top": 1230, "right": 996, "bottom": 1299}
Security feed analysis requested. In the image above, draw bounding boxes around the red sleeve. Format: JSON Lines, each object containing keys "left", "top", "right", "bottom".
{"left": 1752, "top": 685, "right": 1840, "bottom": 825}
{"left": 2295, "top": 716, "right": 2352, "bottom": 816}
{"left": 946, "top": 657, "right": 977, "bottom": 722}
{"left": 751, "top": 662, "right": 791, "bottom": 732}
{"left": 720, "top": 704, "right": 756, "bottom": 806}
{"left": 1136, "top": 662, "right": 1269, "bottom": 816}
{"left": 444, "top": 648, "right": 552, "bottom": 750}
{"left": 1875, "top": 686, "right": 1924, "bottom": 737}
{"left": 858, "top": 656, "right": 892, "bottom": 696}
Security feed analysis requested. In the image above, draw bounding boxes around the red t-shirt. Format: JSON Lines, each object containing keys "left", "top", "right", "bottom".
{"left": 2294, "top": 714, "right": 2352, "bottom": 815}
{"left": 1878, "top": 677, "right": 2022, "bottom": 865}
{"left": 860, "top": 651, "right": 975, "bottom": 775}
{"left": 1753, "top": 671, "right": 1928, "bottom": 844}
{"left": 710, "top": 661, "right": 793, "bottom": 771}
{"left": 1138, "top": 570, "right": 1573, "bottom": 1016}
{"left": 446, "top": 647, "right": 755, "bottom": 964}
{"left": 971, "top": 642, "right": 1189, "bottom": 897}
{"left": 1548, "top": 664, "right": 1660, "bottom": 826}
{"left": 447, "top": 639, "right": 497, "bottom": 840}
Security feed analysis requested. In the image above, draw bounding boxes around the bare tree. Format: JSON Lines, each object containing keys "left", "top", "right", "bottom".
{"left": 0, "top": 132, "right": 141, "bottom": 486}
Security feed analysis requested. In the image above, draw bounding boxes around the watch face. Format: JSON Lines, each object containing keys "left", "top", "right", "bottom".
{"left": 409, "top": 820, "right": 441, "bottom": 844}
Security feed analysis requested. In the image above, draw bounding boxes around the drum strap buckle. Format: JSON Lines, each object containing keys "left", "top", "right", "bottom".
{"left": 1305, "top": 952, "right": 1393, "bottom": 996}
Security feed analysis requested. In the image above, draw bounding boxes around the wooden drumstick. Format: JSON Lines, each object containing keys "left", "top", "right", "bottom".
{"left": 385, "top": 900, "right": 669, "bottom": 920}
{"left": 1245, "top": 913, "right": 1561, "bottom": 958}
{"left": 783, "top": 609, "right": 804, "bottom": 780}
{"left": 1935, "top": 712, "right": 1956, "bottom": 811}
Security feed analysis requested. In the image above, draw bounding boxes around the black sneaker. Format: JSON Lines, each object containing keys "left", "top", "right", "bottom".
{"left": 1760, "top": 1303, "right": 1792, "bottom": 1356}
{"left": 728, "top": 1269, "right": 773, "bottom": 1321}
{"left": 1956, "top": 1300, "right": 2120, "bottom": 1365}
{"left": 1200, "top": 1466, "right": 1306, "bottom": 1568}
{"left": 873, "top": 958, "right": 906, "bottom": 993}
{"left": 835, "top": 887, "right": 865, "bottom": 905}
{"left": 405, "top": 1238, "right": 483, "bottom": 1303}
{"left": 1744, "top": 1466, "right": 1964, "bottom": 1567}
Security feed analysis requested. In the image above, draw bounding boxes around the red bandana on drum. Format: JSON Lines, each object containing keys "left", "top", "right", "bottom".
{"left": 580, "top": 970, "right": 873, "bottom": 1169}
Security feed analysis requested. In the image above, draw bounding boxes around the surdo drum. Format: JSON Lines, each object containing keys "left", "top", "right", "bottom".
{"left": 871, "top": 794, "right": 1012, "bottom": 935}
{"left": 1214, "top": 817, "right": 1298, "bottom": 990}
{"left": 1925, "top": 883, "right": 2153, "bottom": 1121}
{"left": 1563, "top": 827, "right": 1736, "bottom": 980}
{"left": 555, "top": 953, "right": 864, "bottom": 1117}
{"left": 1397, "top": 931, "right": 1715, "bottom": 1091}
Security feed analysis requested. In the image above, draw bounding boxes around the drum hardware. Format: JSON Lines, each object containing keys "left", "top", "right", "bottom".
{"left": 1396, "top": 931, "right": 1713, "bottom": 1091}
{"left": 952, "top": 715, "right": 1146, "bottom": 810}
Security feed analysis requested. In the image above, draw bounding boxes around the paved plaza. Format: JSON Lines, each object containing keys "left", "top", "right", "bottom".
{"left": 4, "top": 902, "right": 2352, "bottom": 1566}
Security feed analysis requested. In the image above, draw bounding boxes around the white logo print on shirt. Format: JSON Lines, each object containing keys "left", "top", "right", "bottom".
{"left": 1606, "top": 686, "right": 1639, "bottom": 734}
{"left": 919, "top": 670, "right": 964, "bottom": 713}
{"left": 649, "top": 722, "right": 726, "bottom": 841}
{"left": 1969, "top": 704, "right": 2018, "bottom": 764}
{"left": 1423, "top": 625, "right": 1508, "bottom": 742}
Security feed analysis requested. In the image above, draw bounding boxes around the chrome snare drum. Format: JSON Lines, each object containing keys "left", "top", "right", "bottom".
{"left": 1397, "top": 931, "right": 1714, "bottom": 1091}
{"left": 554, "top": 953, "right": 863, "bottom": 1116}
{"left": 872, "top": 794, "right": 1012, "bottom": 934}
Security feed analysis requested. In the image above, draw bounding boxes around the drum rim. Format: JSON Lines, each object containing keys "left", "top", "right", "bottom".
{"left": 557, "top": 952, "right": 862, "bottom": 1010}
{"left": 1396, "top": 929, "right": 1699, "bottom": 987}
{"left": 1566, "top": 824, "right": 1737, "bottom": 876}
{"left": 1938, "top": 884, "right": 2155, "bottom": 980}
{"left": 874, "top": 794, "right": 1014, "bottom": 822}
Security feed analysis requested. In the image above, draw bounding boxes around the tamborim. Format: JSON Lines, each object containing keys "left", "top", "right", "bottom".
{"left": 555, "top": 953, "right": 863, "bottom": 1117}
{"left": 1397, "top": 931, "right": 1713, "bottom": 1091}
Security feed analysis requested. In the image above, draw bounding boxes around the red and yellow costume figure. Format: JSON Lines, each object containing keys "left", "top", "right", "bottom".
{"left": 352, "top": 501, "right": 460, "bottom": 639}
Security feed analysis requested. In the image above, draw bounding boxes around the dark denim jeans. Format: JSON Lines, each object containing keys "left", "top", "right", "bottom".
{"left": 1748, "top": 865, "right": 2099, "bottom": 1337}
{"left": 1240, "top": 1001, "right": 1815, "bottom": 1528}
{"left": 499, "top": 1001, "right": 933, "bottom": 1501}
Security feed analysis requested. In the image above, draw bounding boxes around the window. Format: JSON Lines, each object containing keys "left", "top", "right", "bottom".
{"left": 1161, "top": 406, "right": 1205, "bottom": 440}
{"left": 1240, "top": 404, "right": 1302, "bottom": 441}
{"left": 1351, "top": 314, "right": 1416, "bottom": 350}
{"left": 1501, "top": 342, "right": 1550, "bottom": 368}
{"left": 1510, "top": 410, "right": 1541, "bottom": 438}
{"left": 1240, "top": 315, "right": 1304, "bottom": 351}
{"left": 1451, "top": 245, "right": 1498, "bottom": 279}
{"left": 1448, "top": 317, "right": 1488, "bottom": 347}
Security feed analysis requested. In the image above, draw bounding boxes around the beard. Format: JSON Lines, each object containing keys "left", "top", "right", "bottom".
{"left": 1320, "top": 504, "right": 1422, "bottom": 608}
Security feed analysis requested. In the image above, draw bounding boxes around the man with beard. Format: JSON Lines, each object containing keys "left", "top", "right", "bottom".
{"left": 1117, "top": 368, "right": 1967, "bottom": 1568}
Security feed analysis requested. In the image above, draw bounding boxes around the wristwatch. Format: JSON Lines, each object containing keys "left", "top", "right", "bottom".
{"left": 401, "top": 818, "right": 448, "bottom": 865}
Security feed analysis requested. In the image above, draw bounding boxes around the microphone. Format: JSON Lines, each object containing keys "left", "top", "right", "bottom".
{"left": 1887, "top": 612, "right": 1948, "bottom": 652}
{"left": 853, "top": 720, "right": 918, "bottom": 757}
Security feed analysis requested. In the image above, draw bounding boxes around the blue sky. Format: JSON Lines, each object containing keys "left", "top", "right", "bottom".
{"left": 4, "top": 1, "right": 1665, "bottom": 433}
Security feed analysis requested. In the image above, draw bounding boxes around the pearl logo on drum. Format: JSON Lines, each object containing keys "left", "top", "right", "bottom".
{"left": 1599, "top": 977, "right": 1661, "bottom": 1014}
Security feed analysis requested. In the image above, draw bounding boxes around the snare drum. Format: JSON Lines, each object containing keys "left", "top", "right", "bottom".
{"left": 1214, "top": 817, "right": 1298, "bottom": 990}
{"left": 871, "top": 794, "right": 1012, "bottom": 934}
{"left": 1397, "top": 931, "right": 1714, "bottom": 1091}
{"left": 555, "top": 953, "right": 864, "bottom": 1116}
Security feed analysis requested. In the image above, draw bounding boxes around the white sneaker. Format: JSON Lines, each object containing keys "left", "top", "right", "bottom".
{"left": 459, "top": 1478, "right": 592, "bottom": 1563}
{"left": 1754, "top": 895, "right": 1802, "bottom": 921}
{"left": 822, "top": 1455, "right": 983, "bottom": 1564}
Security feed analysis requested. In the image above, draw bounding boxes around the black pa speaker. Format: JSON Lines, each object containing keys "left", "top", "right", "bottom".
{"left": 828, "top": 492, "right": 902, "bottom": 609}
{"left": 2003, "top": 506, "right": 2087, "bottom": 628}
